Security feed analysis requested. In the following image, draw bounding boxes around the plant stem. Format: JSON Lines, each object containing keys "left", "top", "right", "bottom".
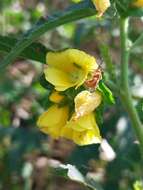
{"left": 119, "top": 17, "right": 143, "bottom": 158}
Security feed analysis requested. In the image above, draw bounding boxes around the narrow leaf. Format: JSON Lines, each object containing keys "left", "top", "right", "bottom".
{"left": 0, "top": 35, "right": 49, "bottom": 63}
{"left": 0, "top": 0, "right": 96, "bottom": 68}
{"left": 98, "top": 81, "right": 115, "bottom": 104}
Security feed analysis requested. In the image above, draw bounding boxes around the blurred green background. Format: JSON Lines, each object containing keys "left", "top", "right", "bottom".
{"left": 0, "top": 0, "right": 143, "bottom": 190}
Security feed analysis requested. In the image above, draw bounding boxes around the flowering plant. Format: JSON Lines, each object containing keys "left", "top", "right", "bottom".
{"left": 0, "top": 0, "right": 143, "bottom": 189}
{"left": 37, "top": 49, "right": 113, "bottom": 145}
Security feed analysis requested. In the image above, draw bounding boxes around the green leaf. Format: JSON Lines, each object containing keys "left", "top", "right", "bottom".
{"left": 128, "top": 8, "right": 143, "bottom": 17}
{"left": 54, "top": 167, "right": 69, "bottom": 179}
{"left": 0, "top": 35, "right": 49, "bottom": 63}
{"left": 98, "top": 81, "right": 115, "bottom": 104}
{"left": 115, "top": 0, "right": 143, "bottom": 17}
{"left": 95, "top": 102, "right": 104, "bottom": 126}
{"left": 0, "top": 109, "right": 11, "bottom": 127}
{"left": 57, "top": 164, "right": 85, "bottom": 182}
{"left": 53, "top": 164, "right": 96, "bottom": 190}
{"left": 0, "top": 0, "right": 96, "bottom": 68}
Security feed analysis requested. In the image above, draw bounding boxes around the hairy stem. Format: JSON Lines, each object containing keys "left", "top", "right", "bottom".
{"left": 119, "top": 17, "right": 143, "bottom": 158}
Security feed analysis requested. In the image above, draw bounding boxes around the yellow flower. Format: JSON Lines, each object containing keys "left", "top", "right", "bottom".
{"left": 37, "top": 105, "right": 69, "bottom": 139}
{"left": 61, "top": 113, "right": 102, "bottom": 146}
{"left": 37, "top": 103, "right": 102, "bottom": 145}
{"left": 72, "top": 0, "right": 110, "bottom": 17}
{"left": 44, "top": 49, "right": 98, "bottom": 91}
{"left": 73, "top": 90, "right": 102, "bottom": 120}
{"left": 49, "top": 91, "right": 64, "bottom": 103}
{"left": 132, "top": 0, "right": 143, "bottom": 7}
{"left": 92, "top": 0, "right": 110, "bottom": 17}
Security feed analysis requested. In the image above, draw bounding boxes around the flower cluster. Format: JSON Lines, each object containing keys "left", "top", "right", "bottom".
{"left": 37, "top": 49, "right": 103, "bottom": 146}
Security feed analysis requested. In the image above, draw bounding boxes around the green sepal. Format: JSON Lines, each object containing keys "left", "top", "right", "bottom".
{"left": 97, "top": 81, "right": 115, "bottom": 104}
{"left": 39, "top": 74, "right": 54, "bottom": 90}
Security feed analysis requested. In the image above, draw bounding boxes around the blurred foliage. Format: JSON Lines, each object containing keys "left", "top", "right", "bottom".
{"left": 0, "top": 0, "right": 143, "bottom": 190}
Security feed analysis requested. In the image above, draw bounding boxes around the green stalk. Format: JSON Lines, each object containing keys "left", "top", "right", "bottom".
{"left": 119, "top": 17, "right": 143, "bottom": 158}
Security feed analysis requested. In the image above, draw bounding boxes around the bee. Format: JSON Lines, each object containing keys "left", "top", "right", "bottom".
{"left": 85, "top": 66, "right": 102, "bottom": 89}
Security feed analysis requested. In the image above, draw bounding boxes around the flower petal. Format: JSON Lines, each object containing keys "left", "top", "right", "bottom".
{"left": 66, "top": 114, "right": 95, "bottom": 132}
{"left": 37, "top": 105, "right": 69, "bottom": 138}
{"left": 46, "top": 49, "right": 97, "bottom": 72}
{"left": 45, "top": 49, "right": 98, "bottom": 90}
{"left": 61, "top": 126, "right": 74, "bottom": 140}
{"left": 73, "top": 90, "right": 102, "bottom": 120}
{"left": 73, "top": 130, "right": 102, "bottom": 146}
{"left": 44, "top": 67, "right": 75, "bottom": 91}
{"left": 49, "top": 91, "right": 64, "bottom": 103}
{"left": 92, "top": 0, "right": 110, "bottom": 17}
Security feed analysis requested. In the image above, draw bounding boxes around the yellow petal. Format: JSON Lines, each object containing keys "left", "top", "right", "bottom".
{"left": 44, "top": 67, "right": 75, "bottom": 91}
{"left": 61, "top": 126, "right": 74, "bottom": 140}
{"left": 45, "top": 49, "right": 98, "bottom": 91}
{"left": 73, "top": 130, "right": 102, "bottom": 146}
{"left": 92, "top": 0, "right": 110, "bottom": 17}
{"left": 37, "top": 105, "right": 69, "bottom": 138}
{"left": 66, "top": 114, "right": 95, "bottom": 132}
{"left": 46, "top": 49, "right": 97, "bottom": 72}
{"left": 73, "top": 0, "right": 110, "bottom": 17}
{"left": 67, "top": 113, "right": 100, "bottom": 134}
{"left": 49, "top": 91, "right": 64, "bottom": 103}
{"left": 61, "top": 113, "right": 102, "bottom": 145}
{"left": 66, "top": 49, "right": 97, "bottom": 72}
{"left": 132, "top": 0, "right": 143, "bottom": 7}
{"left": 73, "top": 90, "right": 102, "bottom": 120}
